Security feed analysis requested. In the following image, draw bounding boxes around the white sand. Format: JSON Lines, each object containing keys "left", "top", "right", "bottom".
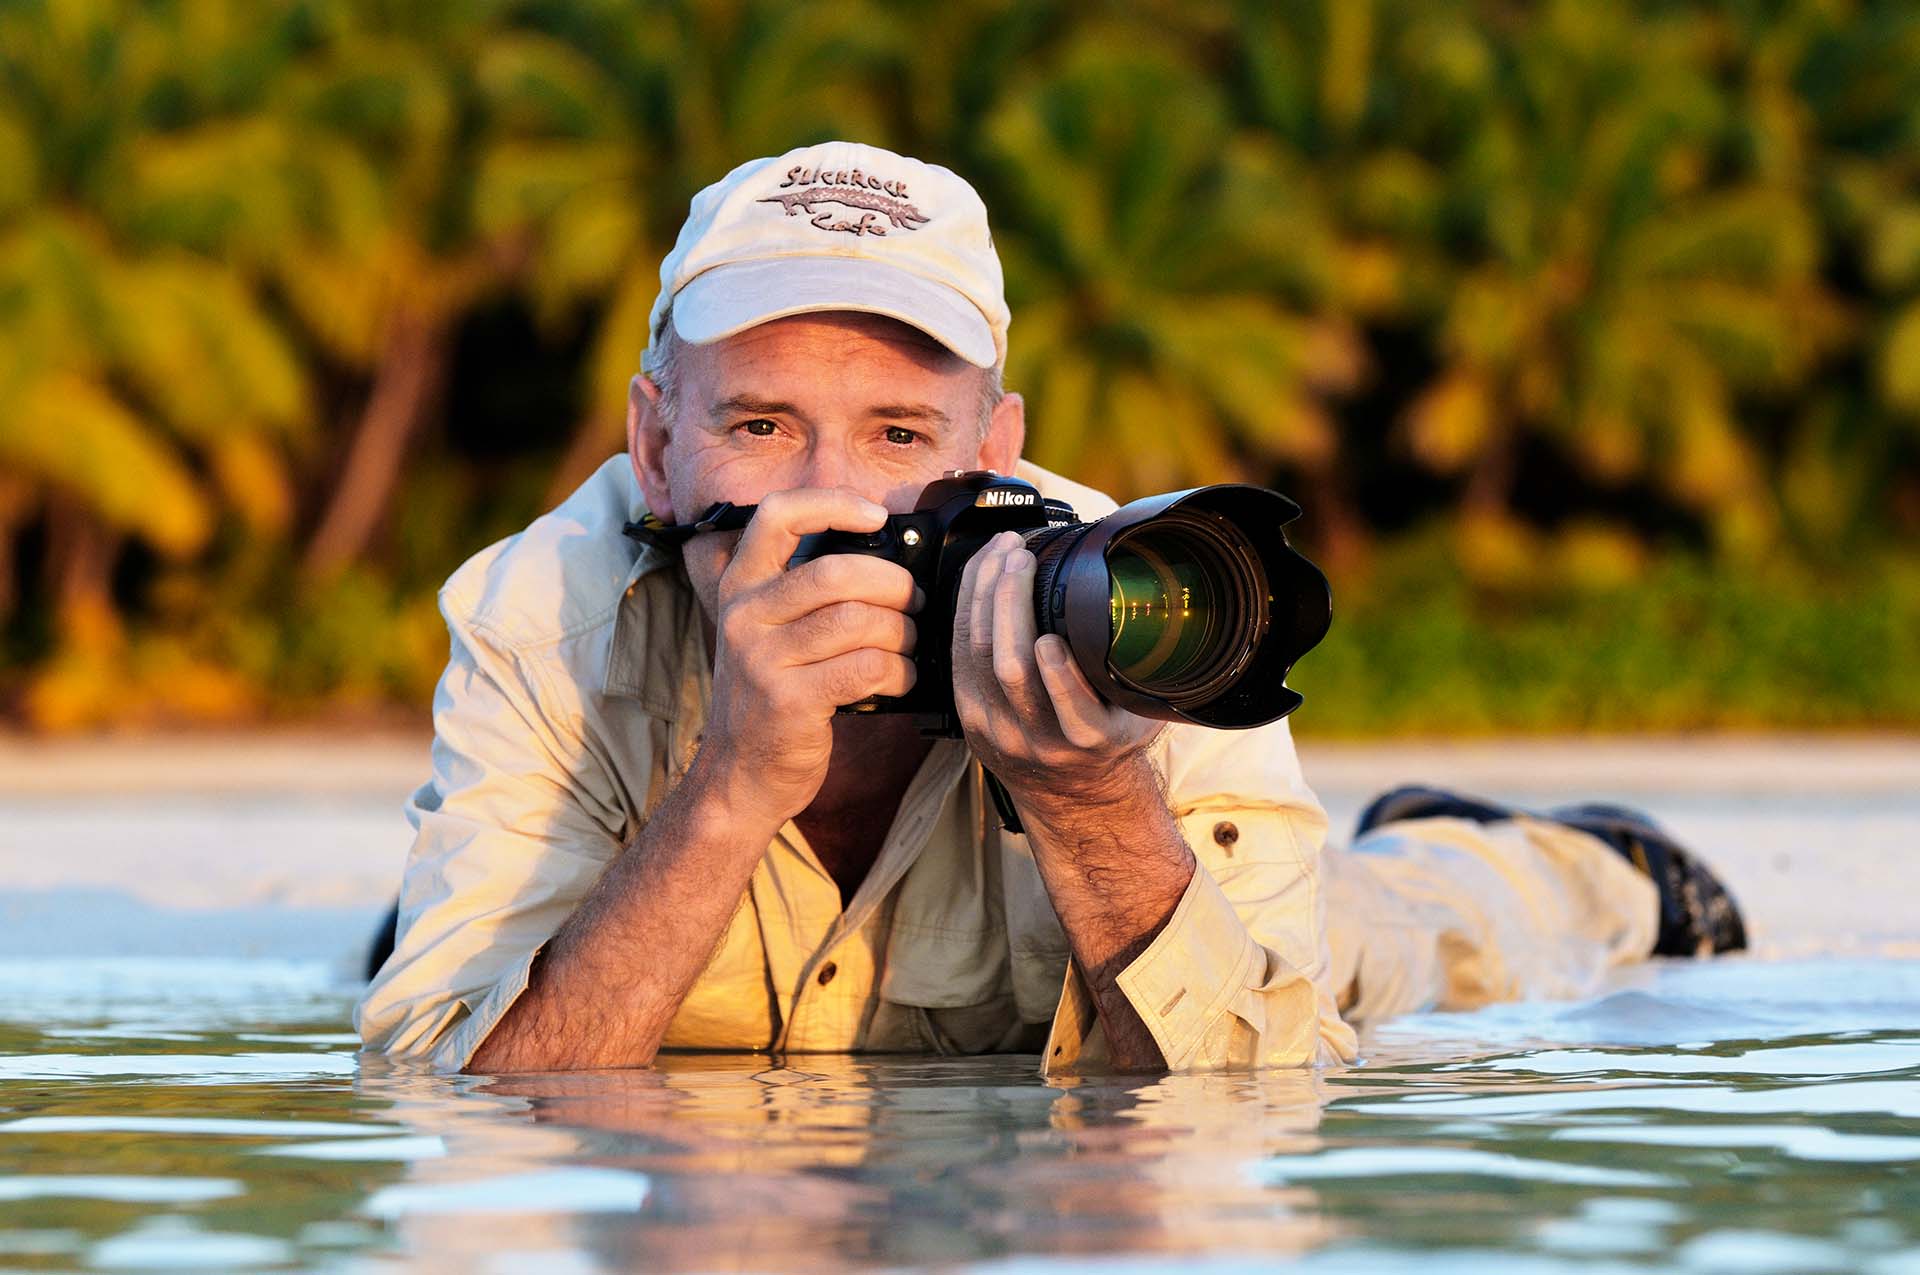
{"left": 1, "top": 731, "right": 1915, "bottom": 967}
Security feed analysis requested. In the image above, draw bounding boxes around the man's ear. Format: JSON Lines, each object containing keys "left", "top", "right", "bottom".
{"left": 975, "top": 390, "right": 1025, "bottom": 476}
{"left": 628, "top": 375, "right": 675, "bottom": 522}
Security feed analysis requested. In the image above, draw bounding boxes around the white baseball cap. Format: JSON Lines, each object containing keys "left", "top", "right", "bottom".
{"left": 648, "top": 141, "right": 1009, "bottom": 369}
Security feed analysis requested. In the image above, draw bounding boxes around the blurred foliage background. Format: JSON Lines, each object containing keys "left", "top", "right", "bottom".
{"left": 1, "top": 0, "right": 1916, "bottom": 735}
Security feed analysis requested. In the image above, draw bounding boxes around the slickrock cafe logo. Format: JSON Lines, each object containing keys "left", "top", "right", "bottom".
{"left": 758, "top": 165, "right": 931, "bottom": 237}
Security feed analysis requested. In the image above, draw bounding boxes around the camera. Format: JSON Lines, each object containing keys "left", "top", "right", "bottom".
{"left": 782, "top": 471, "right": 1331, "bottom": 737}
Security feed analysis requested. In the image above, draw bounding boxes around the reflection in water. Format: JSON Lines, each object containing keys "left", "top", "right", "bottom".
{"left": 399, "top": 1060, "right": 1338, "bottom": 1269}
{"left": 0, "top": 956, "right": 1918, "bottom": 1271}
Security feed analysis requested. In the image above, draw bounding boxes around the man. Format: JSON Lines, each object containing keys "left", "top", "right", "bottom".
{"left": 358, "top": 142, "right": 1743, "bottom": 1075}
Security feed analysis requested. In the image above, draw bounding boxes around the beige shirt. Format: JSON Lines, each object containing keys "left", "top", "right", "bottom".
{"left": 355, "top": 455, "right": 1359, "bottom": 1074}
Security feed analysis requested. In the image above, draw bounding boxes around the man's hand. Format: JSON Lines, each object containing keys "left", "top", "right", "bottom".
{"left": 699, "top": 487, "right": 922, "bottom": 825}
{"left": 949, "top": 530, "right": 1162, "bottom": 797}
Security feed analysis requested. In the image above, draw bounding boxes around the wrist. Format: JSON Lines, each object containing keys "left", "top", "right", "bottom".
{"left": 1004, "top": 751, "right": 1161, "bottom": 824}
{"left": 676, "top": 743, "right": 797, "bottom": 842}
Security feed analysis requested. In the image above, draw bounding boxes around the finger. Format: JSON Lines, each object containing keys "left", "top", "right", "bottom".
{"left": 991, "top": 544, "right": 1045, "bottom": 710}
{"left": 1034, "top": 635, "right": 1115, "bottom": 749}
{"left": 967, "top": 532, "right": 1019, "bottom": 658}
{"left": 951, "top": 532, "right": 992, "bottom": 648}
{"left": 802, "top": 647, "right": 917, "bottom": 709}
{"left": 785, "top": 601, "right": 917, "bottom": 665}
{"left": 758, "top": 552, "right": 921, "bottom": 625}
{"left": 722, "top": 487, "right": 888, "bottom": 599}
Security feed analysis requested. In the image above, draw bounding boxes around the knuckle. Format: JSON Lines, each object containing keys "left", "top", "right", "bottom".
{"left": 817, "top": 554, "right": 857, "bottom": 592}
{"left": 818, "top": 599, "right": 861, "bottom": 639}
{"left": 880, "top": 560, "right": 916, "bottom": 599}
{"left": 828, "top": 655, "right": 877, "bottom": 702}
{"left": 718, "top": 605, "right": 754, "bottom": 648}
{"left": 1063, "top": 722, "right": 1105, "bottom": 750}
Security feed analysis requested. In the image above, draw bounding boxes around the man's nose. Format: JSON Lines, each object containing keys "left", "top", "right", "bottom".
{"left": 799, "top": 439, "right": 856, "bottom": 491}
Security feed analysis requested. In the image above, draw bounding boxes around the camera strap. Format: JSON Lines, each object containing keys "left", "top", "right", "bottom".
{"left": 621, "top": 501, "right": 757, "bottom": 550}
{"left": 983, "top": 770, "right": 1025, "bottom": 836}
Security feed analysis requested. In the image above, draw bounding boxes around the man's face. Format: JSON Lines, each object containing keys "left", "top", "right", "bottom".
{"left": 629, "top": 311, "right": 1023, "bottom": 616}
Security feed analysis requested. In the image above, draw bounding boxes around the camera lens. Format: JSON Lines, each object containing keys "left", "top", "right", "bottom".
{"left": 1104, "top": 513, "right": 1266, "bottom": 702}
{"left": 1026, "top": 484, "right": 1323, "bottom": 729}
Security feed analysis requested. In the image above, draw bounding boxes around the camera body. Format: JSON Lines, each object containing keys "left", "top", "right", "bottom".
{"left": 789, "top": 470, "right": 1070, "bottom": 735}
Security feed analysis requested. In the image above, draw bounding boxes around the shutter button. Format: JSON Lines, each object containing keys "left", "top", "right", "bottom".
{"left": 816, "top": 962, "right": 838, "bottom": 987}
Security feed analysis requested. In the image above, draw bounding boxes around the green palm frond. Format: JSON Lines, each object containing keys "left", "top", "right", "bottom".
{"left": 981, "top": 35, "right": 1355, "bottom": 498}
{"left": 0, "top": 373, "right": 211, "bottom": 556}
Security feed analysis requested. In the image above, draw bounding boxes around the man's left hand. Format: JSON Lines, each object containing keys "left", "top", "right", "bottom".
{"left": 950, "top": 530, "right": 1163, "bottom": 802}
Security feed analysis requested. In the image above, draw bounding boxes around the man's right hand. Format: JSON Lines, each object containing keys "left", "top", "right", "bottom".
{"left": 691, "top": 486, "right": 922, "bottom": 824}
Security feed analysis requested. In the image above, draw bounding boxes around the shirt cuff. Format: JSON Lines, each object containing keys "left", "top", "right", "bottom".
{"left": 426, "top": 945, "right": 542, "bottom": 1072}
{"left": 1112, "top": 865, "right": 1263, "bottom": 1069}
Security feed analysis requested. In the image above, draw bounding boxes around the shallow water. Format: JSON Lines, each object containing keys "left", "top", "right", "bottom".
{"left": 2, "top": 956, "right": 1916, "bottom": 1272}
{"left": 5, "top": 749, "right": 1917, "bottom": 1271}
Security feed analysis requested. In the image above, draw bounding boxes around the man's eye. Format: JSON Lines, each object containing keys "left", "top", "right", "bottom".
{"left": 883, "top": 426, "right": 920, "bottom": 446}
{"left": 740, "top": 418, "right": 779, "bottom": 437}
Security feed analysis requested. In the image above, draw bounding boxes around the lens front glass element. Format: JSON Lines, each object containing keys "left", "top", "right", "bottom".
{"left": 1106, "top": 517, "right": 1257, "bottom": 696}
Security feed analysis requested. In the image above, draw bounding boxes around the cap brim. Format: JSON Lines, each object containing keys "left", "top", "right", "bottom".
{"left": 671, "top": 256, "right": 998, "bottom": 368}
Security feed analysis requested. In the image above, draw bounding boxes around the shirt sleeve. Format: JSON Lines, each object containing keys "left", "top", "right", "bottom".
{"left": 353, "top": 592, "right": 630, "bottom": 1071}
{"left": 1041, "top": 716, "right": 1359, "bottom": 1074}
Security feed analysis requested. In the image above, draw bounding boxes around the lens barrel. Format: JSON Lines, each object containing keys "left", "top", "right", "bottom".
{"left": 1026, "top": 485, "right": 1329, "bottom": 729}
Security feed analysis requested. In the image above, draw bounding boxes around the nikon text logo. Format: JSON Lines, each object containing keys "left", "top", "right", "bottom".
{"left": 979, "top": 490, "right": 1036, "bottom": 507}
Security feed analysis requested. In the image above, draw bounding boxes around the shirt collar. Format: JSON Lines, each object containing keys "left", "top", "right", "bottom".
{"left": 601, "top": 476, "right": 707, "bottom": 716}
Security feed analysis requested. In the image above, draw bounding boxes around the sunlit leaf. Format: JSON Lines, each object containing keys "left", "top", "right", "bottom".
{"left": 1405, "top": 370, "right": 1493, "bottom": 472}
{"left": 586, "top": 267, "right": 658, "bottom": 417}
{"left": 210, "top": 432, "right": 294, "bottom": 534}
{"left": 1880, "top": 300, "right": 1920, "bottom": 417}
{"left": 1, "top": 374, "right": 211, "bottom": 555}
{"left": 0, "top": 107, "right": 36, "bottom": 220}
{"left": 1866, "top": 204, "right": 1920, "bottom": 294}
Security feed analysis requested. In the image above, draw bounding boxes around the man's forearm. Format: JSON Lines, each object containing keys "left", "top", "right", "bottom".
{"left": 466, "top": 755, "right": 782, "bottom": 1074}
{"left": 1009, "top": 754, "right": 1197, "bottom": 1071}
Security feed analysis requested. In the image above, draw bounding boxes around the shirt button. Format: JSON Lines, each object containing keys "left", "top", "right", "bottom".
{"left": 816, "top": 962, "right": 838, "bottom": 987}
{"left": 1212, "top": 821, "right": 1239, "bottom": 851}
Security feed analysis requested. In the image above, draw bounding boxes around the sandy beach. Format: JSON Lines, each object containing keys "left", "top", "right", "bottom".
{"left": 2, "top": 730, "right": 1915, "bottom": 968}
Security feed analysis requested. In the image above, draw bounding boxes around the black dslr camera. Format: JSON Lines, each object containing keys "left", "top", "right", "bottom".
{"left": 636, "top": 471, "right": 1331, "bottom": 738}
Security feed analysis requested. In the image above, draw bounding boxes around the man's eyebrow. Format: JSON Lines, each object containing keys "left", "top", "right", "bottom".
{"left": 709, "top": 394, "right": 801, "bottom": 419}
{"left": 868, "top": 403, "right": 952, "bottom": 427}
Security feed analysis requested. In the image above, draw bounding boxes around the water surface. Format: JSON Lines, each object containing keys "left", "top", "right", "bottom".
{"left": 2, "top": 955, "right": 1916, "bottom": 1272}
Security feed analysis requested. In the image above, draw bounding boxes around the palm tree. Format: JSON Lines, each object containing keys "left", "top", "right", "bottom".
{"left": 0, "top": 0, "right": 313, "bottom": 635}
{"left": 974, "top": 28, "right": 1367, "bottom": 556}
{"left": 1764, "top": 0, "right": 1920, "bottom": 555}
{"left": 1388, "top": 1, "right": 1843, "bottom": 555}
{"left": 260, "top": 1, "right": 533, "bottom": 577}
